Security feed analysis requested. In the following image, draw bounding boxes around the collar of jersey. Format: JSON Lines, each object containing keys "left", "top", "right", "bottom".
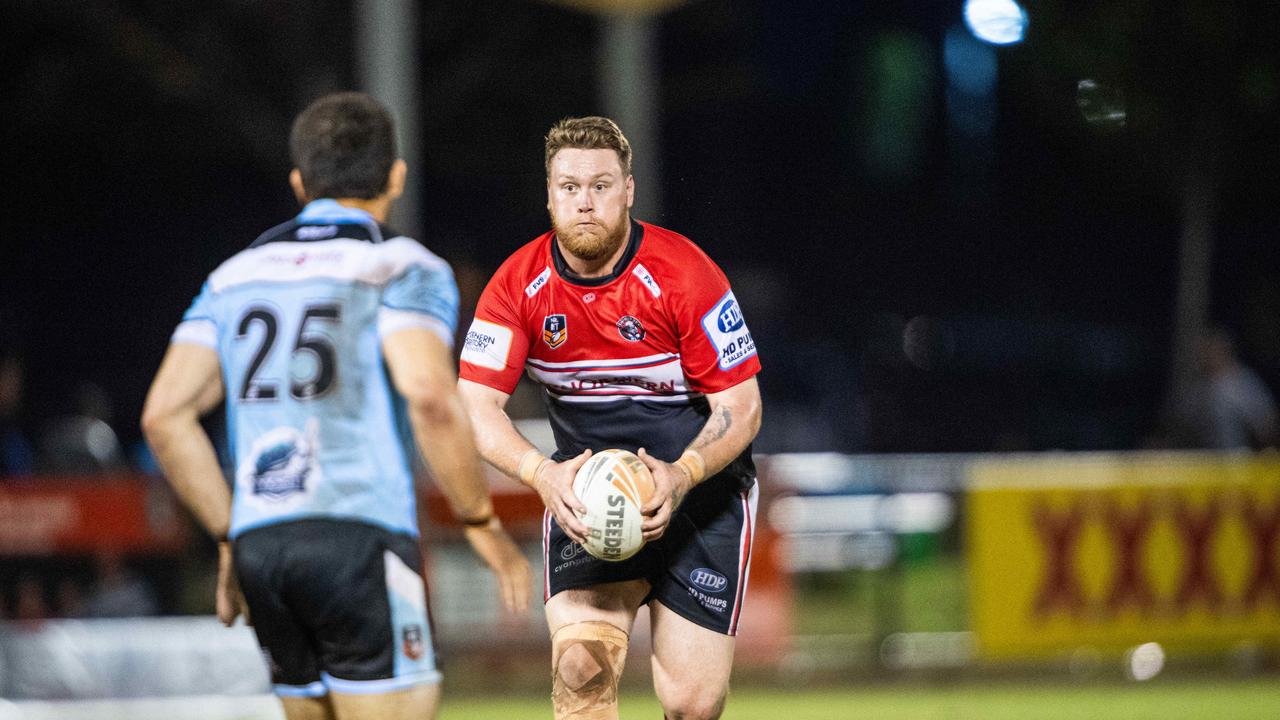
{"left": 551, "top": 219, "right": 644, "bottom": 288}
{"left": 248, "top": 200, "right": 387, "bottom": 248}
{"left": 290, "top": 199, "right": 386, "bottom": 243}
{"left": 298, "top": 199, "right": 375, "bottom": 225}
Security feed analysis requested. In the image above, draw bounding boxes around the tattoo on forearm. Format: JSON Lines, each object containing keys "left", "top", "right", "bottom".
{"left": 695, "top": 406, "right": 733, "bottom": 450}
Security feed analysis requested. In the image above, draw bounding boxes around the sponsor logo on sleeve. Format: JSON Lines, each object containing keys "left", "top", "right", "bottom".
{"left": 525, "top": 266, "right": 552, "bottom": 297}
{"left": 616, "top": 315, "right": 646, "bottom": 342}
{"left": 461, "top": 319, "right": 514, "bottom": 371}
{"left": 542, "top": 314, "right": 568, "bottom": 349}
{"left": 699, "top": 291, "right": 756, "bottom": 370}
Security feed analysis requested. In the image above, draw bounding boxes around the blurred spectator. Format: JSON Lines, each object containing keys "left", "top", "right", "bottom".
{"left": 81, "top": 551, "right": 159, "bottom": 618}
{"left": 38, "top": 381, "right": 126, "bottom": 474}
{"left": 1175, "top": 329, "right": 1279, "bottom": 450}
{"left": 0, "top": 351, "right": 36, "bottom": 476}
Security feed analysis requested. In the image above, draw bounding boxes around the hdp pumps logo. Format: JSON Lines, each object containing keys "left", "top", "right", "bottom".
{"left": 689, "top": 567, "right": 728, "bottom": 594}
{"left": 717, "top": 299, "right": 744, "bottom": 333}
{"left": 245, "top": 421, "right": 318, "bottom": 500}
{"left": 700, "top": 291, "right": 755, "bottom": 370}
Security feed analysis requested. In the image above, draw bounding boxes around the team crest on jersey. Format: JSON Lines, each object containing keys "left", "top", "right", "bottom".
{"left": 543, "top": 314, "right": 568, "bottom": 349}
{"left": 402, "top": 624, "right": 425, "bottom": 661}
{"left": 616, "top": 315, "right": 646, "bottom": 342}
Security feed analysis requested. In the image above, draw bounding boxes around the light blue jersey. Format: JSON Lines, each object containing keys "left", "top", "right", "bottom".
{"left": 171, "top": 200, "right": 457, "bottom": 539}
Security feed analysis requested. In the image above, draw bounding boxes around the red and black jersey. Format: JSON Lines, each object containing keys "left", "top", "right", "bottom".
{"left": 460, "top": 220, "right": 760, "bottom": 489}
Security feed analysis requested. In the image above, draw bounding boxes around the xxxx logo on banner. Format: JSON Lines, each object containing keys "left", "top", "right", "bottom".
{"left": 967, "top": 455, "right": 1280, "bottom": 658}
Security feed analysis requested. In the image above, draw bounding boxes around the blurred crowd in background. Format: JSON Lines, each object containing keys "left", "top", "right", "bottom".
{"left": 3, "top": 0, "right": 1280, "bottom": 623}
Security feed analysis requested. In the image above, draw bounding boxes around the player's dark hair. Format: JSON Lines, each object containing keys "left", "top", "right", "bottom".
{"left": 545, "top": 116, "right": 632, "bottom": 177}
{"left": 289, "top": 92, "right": 397, "bottom": 200}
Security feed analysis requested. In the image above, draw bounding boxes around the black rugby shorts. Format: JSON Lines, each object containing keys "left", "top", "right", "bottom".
{"left": 233, "top": 519, "right": 439, "bottom": 697}
{"left": 543, "top": 475, "right": 758, "bottom": 635}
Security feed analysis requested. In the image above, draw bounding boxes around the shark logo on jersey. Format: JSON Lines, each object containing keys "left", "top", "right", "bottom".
{"left": 242, "top": 420, "right": 320, "bottom": 500}
{"left": 543, "top": 314, "right": 568, "bottom": 349}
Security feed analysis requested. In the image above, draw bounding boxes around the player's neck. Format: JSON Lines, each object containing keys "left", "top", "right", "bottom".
{"left": 330, "top": 197, "right": 392, "bottom": 223}
{"left": 558, "top": 224, "right": 632, "bottom": 279}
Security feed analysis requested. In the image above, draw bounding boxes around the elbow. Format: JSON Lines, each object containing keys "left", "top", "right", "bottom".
{"left": 748, "top": 399, "right": 763, "bottom": 440}
{"left": 139, "top": 405, "right": 169, "bottom": 442}
{"left": 403, "top": 382, "right": 462, "bottom": 428}
{"left": 141, "top": 400, "right": 194, "bottom": 444}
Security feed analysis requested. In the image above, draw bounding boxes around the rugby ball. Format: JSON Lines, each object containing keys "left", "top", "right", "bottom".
{"left": 573, "top": 449, "right": 655, "bottom": 561}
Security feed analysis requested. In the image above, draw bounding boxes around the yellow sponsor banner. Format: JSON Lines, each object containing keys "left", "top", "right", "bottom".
{"left": 967, "top": 454, "right": 1280, "bottom": 658}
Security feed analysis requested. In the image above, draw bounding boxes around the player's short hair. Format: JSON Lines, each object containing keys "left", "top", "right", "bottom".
{"left": 545, "top": 116, "right": 632, "bottom": 177}
{"left": 290, "top": 92, "right": 397, "bottom": 200}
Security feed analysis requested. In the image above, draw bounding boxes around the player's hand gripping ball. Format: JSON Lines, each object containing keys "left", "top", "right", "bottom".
{"left": 572, "top": 449, "right": 656, "bottom": 561}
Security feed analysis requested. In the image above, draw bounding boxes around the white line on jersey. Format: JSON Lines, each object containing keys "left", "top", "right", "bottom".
{"left": 525, "top": 352, "right": 678, "bottom": 370}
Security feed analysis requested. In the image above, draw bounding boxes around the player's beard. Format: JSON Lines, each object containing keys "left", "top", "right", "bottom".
{"left": 552, "top": 208, "right": 629, "bottom": 263}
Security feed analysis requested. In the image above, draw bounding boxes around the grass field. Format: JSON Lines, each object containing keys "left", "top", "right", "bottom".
{"left": 439, "top": 680, "right": 1280, "bottom": 720}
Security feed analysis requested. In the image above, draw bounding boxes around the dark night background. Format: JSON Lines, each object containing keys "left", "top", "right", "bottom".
{"left": 3, "top": 0, "right": 1279, "bottom": 461}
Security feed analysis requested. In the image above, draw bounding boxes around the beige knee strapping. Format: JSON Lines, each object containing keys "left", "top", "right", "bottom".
{"left": 550, "top": 621, "right": 629, "bottom": 720}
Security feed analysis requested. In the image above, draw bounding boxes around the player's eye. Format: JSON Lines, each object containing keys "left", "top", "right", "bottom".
{"left": 563, "top": 183, "right": 577, "bottom": 192}
{"left": 595, "top": 183, "right": 608, "bottom": 191}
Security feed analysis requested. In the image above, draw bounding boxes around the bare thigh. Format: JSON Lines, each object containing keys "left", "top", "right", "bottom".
{"left": 328, "top": 682, "right": 441, "bottom": 720}
{"left": 545, "top": 579, "right": 650, "bottom": 636}
{"left": 649, "top": 600, "right": 736, "bottom": 716}
{"left": 279, "top": 696, "right": 334, "bottom": 720}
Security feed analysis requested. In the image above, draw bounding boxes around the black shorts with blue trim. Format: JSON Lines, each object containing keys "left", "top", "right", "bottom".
{"left": 233, "top": 518, "right": 439, "bottom": 697}
{"left": 542, "top": 474, "right": 759, "bottom": 635}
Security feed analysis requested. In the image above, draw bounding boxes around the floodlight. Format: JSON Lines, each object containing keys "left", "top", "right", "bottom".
{"left": 964, "top": 0, "right": 1028, "bottom": 45}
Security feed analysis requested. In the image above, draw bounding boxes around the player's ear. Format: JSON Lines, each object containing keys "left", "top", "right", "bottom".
{"left": 289, "top": 169, "right": 309, "bottom": 204}
{"left": 385, "top": 159, "right": 407, "bottom": 200}
{"left": 625, "top": 174, "right": 635, "bottom": 209}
